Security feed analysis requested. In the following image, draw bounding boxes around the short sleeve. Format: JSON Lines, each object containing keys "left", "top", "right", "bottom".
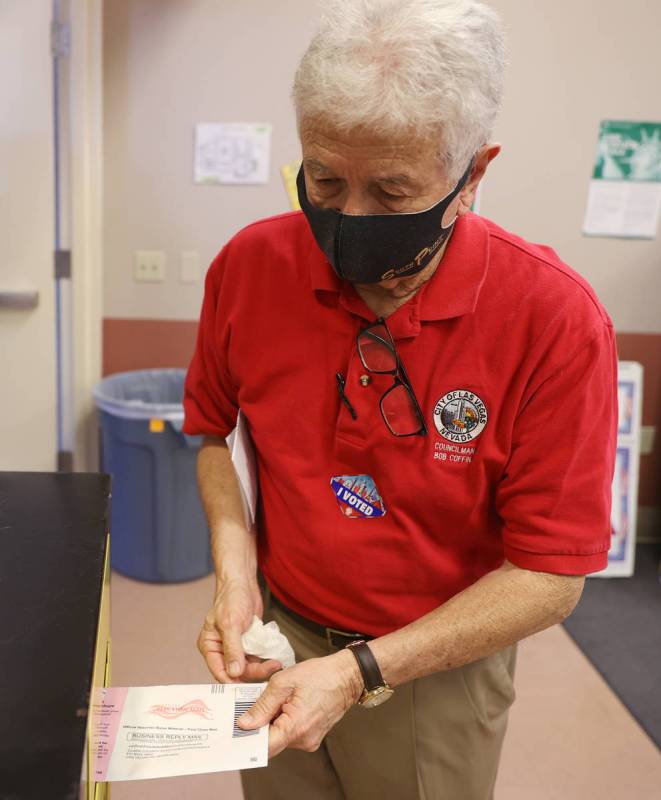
{"left": 496, "top": 322, "right": 618, "bottom": 575}
{"left": 183, "top": 251, "right": 239, "bottom": 437}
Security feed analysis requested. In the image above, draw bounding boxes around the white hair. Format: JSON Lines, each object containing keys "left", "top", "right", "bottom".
{"left": 293, "top": 0, "right": 506, "bottom": 181}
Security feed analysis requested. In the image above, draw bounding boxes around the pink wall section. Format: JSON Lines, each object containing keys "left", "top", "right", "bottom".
{"left": 103, "top": 319, "right": 660, "bottom": 508}
{"left": 103, "top": 319, "right": 198, "bottom": 376}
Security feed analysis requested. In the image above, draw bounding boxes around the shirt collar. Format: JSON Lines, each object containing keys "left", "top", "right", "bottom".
{"left": 307, "top": 211, "right": 490, "bottom": 324}
{"left": 417, "top": 212, "right": 490, "bottom": 321}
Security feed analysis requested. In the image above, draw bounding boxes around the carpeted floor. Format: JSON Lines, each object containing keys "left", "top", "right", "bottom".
{"left": 563, "top": 542, "right": 661, "bottom": 749}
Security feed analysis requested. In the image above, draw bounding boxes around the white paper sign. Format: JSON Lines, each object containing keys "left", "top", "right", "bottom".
{"left": 91, "top": 683, "right": 267, "bottom": 782}
{"left": 194, "top": 123, "right": 271, "bottom": 185}
{"left": 595, "top": 361, "right": 643, "bottom": 578}
{"left": 583, "top": 179, "right": 661, "bottom": 238}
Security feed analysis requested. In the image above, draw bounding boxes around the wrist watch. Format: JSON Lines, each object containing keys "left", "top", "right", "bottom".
{"left": 345, "top": 640, "right": 394, "bottom": 708}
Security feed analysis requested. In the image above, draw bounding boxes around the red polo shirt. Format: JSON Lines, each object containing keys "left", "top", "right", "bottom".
{"left": 183, "top": 211, "right": 617, "bottom": 637}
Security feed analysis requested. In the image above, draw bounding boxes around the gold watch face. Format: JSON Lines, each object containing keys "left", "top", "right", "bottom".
{"left": 359, "top": 685, "right": 394, "bottom": 709}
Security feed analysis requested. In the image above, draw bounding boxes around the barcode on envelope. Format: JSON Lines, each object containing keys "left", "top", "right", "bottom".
{"left": 232, "top": 701, "right": 258, "bottom": 737}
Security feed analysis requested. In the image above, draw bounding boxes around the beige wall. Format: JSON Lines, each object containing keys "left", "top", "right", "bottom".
{"left": 488, "top": 0, "right": 661, "bottom": 333}
{"left": 103, "top": 0, "right": 661, "bottom": 332}
{"left": 103, "top": 0, "right": 316, "bottom": 320}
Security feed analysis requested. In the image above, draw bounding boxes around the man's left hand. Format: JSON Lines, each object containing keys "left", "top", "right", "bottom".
{"left": 237, "top": 649, "right": 363, "bottom": 757}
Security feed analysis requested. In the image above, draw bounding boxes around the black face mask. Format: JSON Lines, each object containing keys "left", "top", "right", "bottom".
{"left": 297, "top": 161, "right": 472, "bottom": 284}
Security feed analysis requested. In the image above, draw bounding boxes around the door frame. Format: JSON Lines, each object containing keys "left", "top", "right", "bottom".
{"left": 69, "top": 0, "right": 103, "bottom": 471}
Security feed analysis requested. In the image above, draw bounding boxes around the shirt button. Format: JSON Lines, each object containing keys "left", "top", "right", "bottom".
{"left": 359, "top": 375, "right": 371, "bottom": 387}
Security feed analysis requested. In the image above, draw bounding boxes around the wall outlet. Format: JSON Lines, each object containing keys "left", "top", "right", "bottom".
{"left": 134, "top": 250, "right": 166, "bottom": 282}
{"left": 640, "top": 425, "right": 656, "bottom": 455}
{"left": 180, "top": 251, "right": 201, "bottom": 283}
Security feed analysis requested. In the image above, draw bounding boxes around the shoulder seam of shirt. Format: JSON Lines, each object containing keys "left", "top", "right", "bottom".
{"left": 212, "top": 211, "right": 305, "bottom": 276}
{"left": 236, "top": 210, "right": 303, "bottom": 235}
{"left": 487, "top": 228, "right": 612, "bottom": 327}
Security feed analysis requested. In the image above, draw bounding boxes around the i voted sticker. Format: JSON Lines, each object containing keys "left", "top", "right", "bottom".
{"left": 330, "top": 474, "right": 386, "bottom": 519}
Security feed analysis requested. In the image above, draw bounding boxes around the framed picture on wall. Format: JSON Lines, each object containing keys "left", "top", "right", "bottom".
{"left": 594, "top": 361, "right": 643, "bottom": 578}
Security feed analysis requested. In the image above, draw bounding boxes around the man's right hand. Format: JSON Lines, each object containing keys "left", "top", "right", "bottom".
{"left": 197, "top": 577, "right": 283, "bottom": 683}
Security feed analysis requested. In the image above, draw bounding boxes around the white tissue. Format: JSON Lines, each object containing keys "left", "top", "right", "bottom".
{"left": 241, "top": 616, "right": 296, "bottom": 668}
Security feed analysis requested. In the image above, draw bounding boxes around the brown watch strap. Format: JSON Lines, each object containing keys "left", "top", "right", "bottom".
{"left": 346, "top": 640, "right": 385, "bottom": 692}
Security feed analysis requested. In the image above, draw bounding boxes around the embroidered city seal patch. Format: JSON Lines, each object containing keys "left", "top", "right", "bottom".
{"left": 433, "top": 389, "right": 488, "bottom": 443}
{"left": 330, "top": 474, "right": 386, "bottom": 519}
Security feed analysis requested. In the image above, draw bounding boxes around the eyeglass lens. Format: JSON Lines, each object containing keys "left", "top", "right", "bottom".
{"left": 381, "top": 382, "right": 424, "bottom": 436}
{"left": 358, "top": 324, "right": 397, "bottom": 373}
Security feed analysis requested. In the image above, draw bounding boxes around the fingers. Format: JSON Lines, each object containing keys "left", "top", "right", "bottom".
{"left": 244, "top": 658, "right": 284, "bottom": 681}
{"left": 197, "top": 631, "right": 234, "bottom": 683}
{"left": 267, "top": 714, "right": 290, "bottom": 759}
{"left": 197, "top": 618, "right": 240, "bottom": 683}
{"left": 203, "top": 650, "right": 279, "bottom": 684}
{"left": 205, "top": 650, "right": 230, "bottom": 683}
{"left": 198, "top": 584, "right": 283, "bottom": 684}
{"left": 199, "top": 605, "right": 247, "bottom": 679}
{"left": 237, "top": 679, "right": 290, "bottom": 730}
{"left": 265, "top": 706, "right": 322, "bottom": 759}
{"left": 197, "top": 622, "right": 282, "bottom": 684}
{"left": 221, "top": 626, "right": 246, "bottom": 678}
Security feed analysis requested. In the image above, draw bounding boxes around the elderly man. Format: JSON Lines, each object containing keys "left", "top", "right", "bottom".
{"left": 183, "top": 1, "right": 617, "bottom": 797}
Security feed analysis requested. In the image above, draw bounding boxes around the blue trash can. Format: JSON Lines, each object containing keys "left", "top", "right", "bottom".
{"left": 93, "top": 368, "right": 213, "bottom": 582}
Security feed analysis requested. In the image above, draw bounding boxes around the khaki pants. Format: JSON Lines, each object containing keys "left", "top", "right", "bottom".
{"left": 241, "top": 589, "right": 517, "bottom": 800}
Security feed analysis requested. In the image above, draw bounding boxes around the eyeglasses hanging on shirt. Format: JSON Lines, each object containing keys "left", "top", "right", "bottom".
{"left": 336, "top": 317, "right": 428, "bottom": 437}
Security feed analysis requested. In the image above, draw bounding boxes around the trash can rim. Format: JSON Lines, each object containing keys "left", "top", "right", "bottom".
{"left": 93, "top": 368, "right": 186, "bottom": 421}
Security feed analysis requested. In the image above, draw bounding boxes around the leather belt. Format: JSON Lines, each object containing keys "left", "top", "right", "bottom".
{"left": 268, "top": 590, "right": 374, "bottom": 650}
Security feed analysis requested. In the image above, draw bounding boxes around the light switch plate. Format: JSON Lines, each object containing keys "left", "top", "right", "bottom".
{"left": 640, "top": 425, "right": 656, "bottom": 455}
{"left": 134, "top": 250, "right": 166, "bottom": 282}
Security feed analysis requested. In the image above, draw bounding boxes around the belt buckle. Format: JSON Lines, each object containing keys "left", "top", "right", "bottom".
{"left": 325, "top": 626, "right": 364, "bottom": 649}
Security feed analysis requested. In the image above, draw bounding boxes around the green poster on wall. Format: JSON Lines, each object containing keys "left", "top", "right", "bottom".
{"left": 592, "top": 120, "right": 661, "bottom": 182}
